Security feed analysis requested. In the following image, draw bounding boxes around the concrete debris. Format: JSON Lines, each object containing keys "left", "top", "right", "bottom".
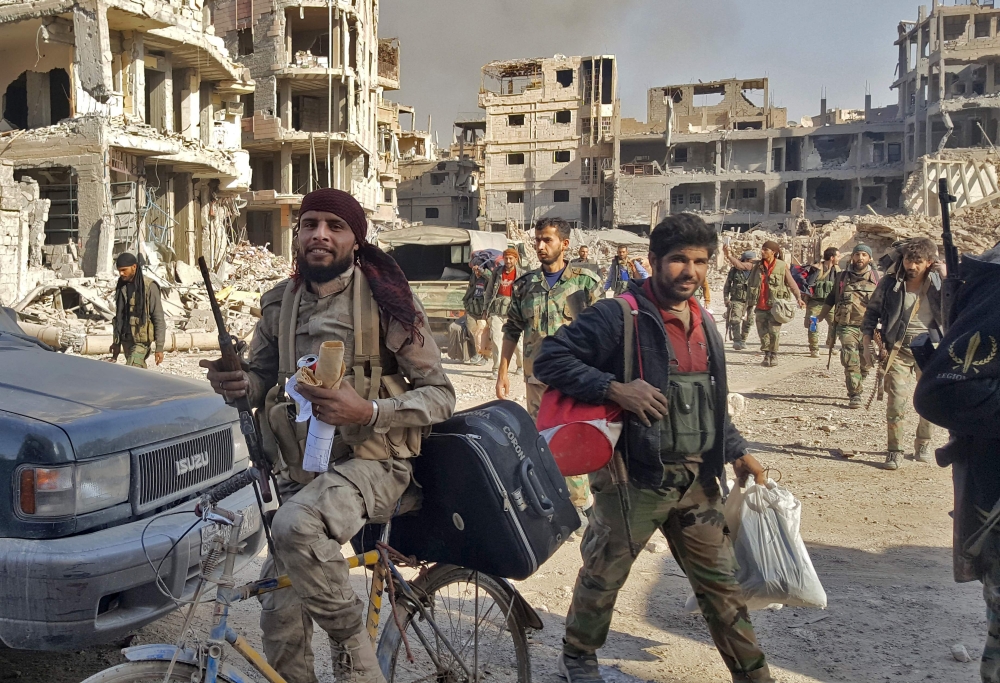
{"left": 645, "top": 540, "right": 669, "bottom": 554}
{"left": 951, "top": 643, "right": 972, "bottom": 663}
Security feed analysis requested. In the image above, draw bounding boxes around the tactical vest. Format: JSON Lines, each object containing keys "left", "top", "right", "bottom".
{"left": 833, "top": 269, "right": 878, "bottom": 327}
{"left": 125, "top": 277, "right": 157, "bottom": 344}
{"left": 728, "top": 270, "right": 751, "bottom": 303}
{"left": 750, "top": 259, "right": 791, "bottom": 307}
{"left": 812, "top": 265, "right": 839, "bottom": 302}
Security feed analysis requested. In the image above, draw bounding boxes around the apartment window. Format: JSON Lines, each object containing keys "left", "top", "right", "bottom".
{"left": 556, "top": 69, "right": 574, "bottom": 87}
{"left": 674, "top": 146, "right": 688, "bottom": 163}
{"left": 670, "top": 192, "right": 685, "bottom": 206}
{"left": 554, "top": 150, "right": 571, "bottom": 163}
{"left": 237, "top": 28, "right": 254, "bottom": 56}
{"left": 601, "top": 118, "right": 612, "bottom": 137}
{"left": 425, "top": 207, "right": 439, "bottom": 219}
{"left": 383, "top": 188, "right": 393, "bottom": 203}
{"left": 728, "top": 188, "right": 736, "bottom": 200}
{"left": 742, "top": 188, "right": 758, "bottom": 199}
{"left": 887, "top": 143, "right": 902, "bottom": 163}
{"left": 507, "top": 153, "right": 525, "bottom": 165}
{"left": 555, "top": 110, "right": 572, "bottom": 124}
{"left": 554, "top": 190, "right": 570, "bottom": 202}
{"left": 430, "top": 173, "right": 446, "bottom": 186}
{"left": 507, "top": 191, "right": 524, "bottom": 204}
{"left": 689, "top": 193, "right": 702, "bottom": 205}
{"left": 873, "top": 143, "right": 886, "bottom": 164}
{"left": 582, "top": 117, "right": 592, "bottom": 137}
{"left": 508, "top": 114, "right": 525, "bottom": 126}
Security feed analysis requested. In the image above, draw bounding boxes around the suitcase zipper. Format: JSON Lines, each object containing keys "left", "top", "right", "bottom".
{"left": 462, "top": 434, "right": 538, "bottom": 574}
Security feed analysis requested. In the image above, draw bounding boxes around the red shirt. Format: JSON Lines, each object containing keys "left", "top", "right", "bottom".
{"left": 756, "top": 258, "right": 776, "bottom": 311}
{"left": 641, "top": 281, "right": 708, "bottom": 372}
{"left": 498, "top": 267, "right": 516, "bottom": 297}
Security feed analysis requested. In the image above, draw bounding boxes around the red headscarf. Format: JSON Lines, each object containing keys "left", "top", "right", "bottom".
{"left": 294, "top": 189, "right": 423, "bottom": 344}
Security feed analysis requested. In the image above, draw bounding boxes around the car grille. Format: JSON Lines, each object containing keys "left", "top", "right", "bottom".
{"left": 134, "top": 427, "right": 234, "bottom": 512}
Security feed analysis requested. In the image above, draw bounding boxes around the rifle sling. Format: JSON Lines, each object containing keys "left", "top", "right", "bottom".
{"left": 882, "top": 277, "right": 930, "bottom": 375}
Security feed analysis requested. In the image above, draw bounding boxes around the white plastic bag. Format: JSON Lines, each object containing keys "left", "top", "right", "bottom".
{"left": 731, "top": 479, "right": 827, "bottom": 609}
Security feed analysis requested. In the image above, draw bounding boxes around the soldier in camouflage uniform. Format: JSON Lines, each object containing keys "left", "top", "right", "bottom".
{"left": 497, "top": 217, "right": 602, "bottom": 514}
{"left": 723, "top": 250, "right": 755, "bottom": 350}
{"left": 110, "top": 252, "right": 166, "bottom": 368}
{"left": 534, "top": 213, "right": 774, "bottom": 683}
{"left": 803, "top": 247, "right": 841, "bottom": 358}
{"left": 817, "top": 244, "right": 878, "bottom": 408}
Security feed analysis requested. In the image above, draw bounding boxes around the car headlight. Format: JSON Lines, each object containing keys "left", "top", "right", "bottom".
{"left": 17, "top": 453, "right": 130, "bottom": 517}
{"left": 231, "top": 423, "right": 250, "bottom": 470}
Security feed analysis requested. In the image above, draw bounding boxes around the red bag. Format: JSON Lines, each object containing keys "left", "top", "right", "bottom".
{"left": 536, "top": 294, "right": 643, "bottom": 476}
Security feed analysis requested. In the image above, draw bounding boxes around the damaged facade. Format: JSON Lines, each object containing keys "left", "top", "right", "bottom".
{"left": 479, "top": 55, "right": 620, "bottom": 232}
{"left": 0, "top": 0, "right": 252, "bottom": 286}
{"left": 220, "top": 0, "right": 395, "bottom": 256}
{"left": 615, "top": 77, "right": 906, "bottom": 232}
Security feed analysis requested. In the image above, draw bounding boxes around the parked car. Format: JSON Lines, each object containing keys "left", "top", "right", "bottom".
{"left": 0, "top": 308, "right": 266, "bottom": 651}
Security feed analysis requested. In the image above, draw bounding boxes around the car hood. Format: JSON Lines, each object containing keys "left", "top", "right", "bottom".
{"left": 0, "top": 340, "right": 235, "bottom": 459}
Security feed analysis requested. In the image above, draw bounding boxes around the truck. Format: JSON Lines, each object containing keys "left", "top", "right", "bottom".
{"left": 0, "top": 308, "right": 266, "bottom": 650}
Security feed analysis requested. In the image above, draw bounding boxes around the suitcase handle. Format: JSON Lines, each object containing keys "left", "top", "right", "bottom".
{"left": 520, "top": 459, "right": 555, "bottom": 518}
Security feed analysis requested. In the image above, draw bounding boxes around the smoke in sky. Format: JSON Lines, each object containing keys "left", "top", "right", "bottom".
{"left": 379, "top": 0, "right": 918, "bottom": 143}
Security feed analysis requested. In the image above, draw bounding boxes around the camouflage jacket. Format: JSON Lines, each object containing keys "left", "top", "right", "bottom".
{"left": 502, "top": 264, "right": 602, "bottom": 380}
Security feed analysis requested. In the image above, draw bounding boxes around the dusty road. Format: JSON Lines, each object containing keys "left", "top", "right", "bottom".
{"left": 1, "top": 311, "right": 985, "bottom": 683}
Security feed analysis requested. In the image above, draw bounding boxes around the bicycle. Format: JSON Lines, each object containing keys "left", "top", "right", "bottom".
{"left": 81, "top": 469, "right": 539, "bottom": 683}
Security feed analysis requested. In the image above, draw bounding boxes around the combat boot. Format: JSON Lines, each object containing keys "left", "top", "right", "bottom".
{"left": 732, "top": 663, "right": 776, "bottom": 682}
{"left": 883, "top": 451, "right": 903, "bottom": 470}
{"left": 809, "top": 348, "right": 820, "bottom": 358}
{"left": 331, "top": 632, "right": 387, "bottom": 683}
{"left": 769, "top": 353, "right": 779, "bottom": 366}
{"left": 915, "top": 443, "right": 933, "bottom": 463}
{"left": 558, "top": 652, "right": 605, "bottom": 683}
{"left": 761, "top": 353, "right": 771, "bottom": 367}
{"left": 848, "top": 395, "right": 863, "bottom": 409}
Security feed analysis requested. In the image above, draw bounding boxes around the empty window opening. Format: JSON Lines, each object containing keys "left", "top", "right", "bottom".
{"left": 665, "top": 88, "right": 684, "bottom": 104}
{"left": 943, "top": 16, "right": 969, "bottom": 41}
{"left": 145, "top": 68, "right": 167, "bottom": 130}
{"left": 887, "top": 143, "right": 902, "bottom": 163}
{"left": 384, "top": 188, "right": 393, "bottom": 203}
{"left": 430, "top": 173, "right": 447, "bottom": 186}
{"left": 555, "top": 110, "right": 571, "bottom": 124}
{"left": 976, "top": 15, "right": 992, "bottom": 38}
{"left": 692, "top": 84, "right": 726, "bottom": 108}
{"left": 507, "top": 191, "right": 524, "bottom": 204}
{"left": 554, "top": 190, "right": 570, "bottom": 202}
{"left": 49, "top": 69, "right": 70, "bottom": 123}
{"left": 812, "top": 135, "right": 852, "bottom": 165}
{"left": 238, "top": 28, "right": 254, "bottom": 56}
{"left": 507, "top": 153, "right": 525, "bottom": 165}
{"left": 508, "top": 114, "right": 525, "bottom": 126}
{"left": 2, "top": 72, "right": 27, "bottom": 129}
{"left": 873, "top": 143, "right": 886, "bottom": 164}
{"left": 736, "top": 121, "right": 763, "bottom": 130}
{"left": 813, "top": 178, "right": 851, "bottom": 210}
{"left": 861, "top": 186, "right": 884, "bottom": 206}
{"left": 554, "top": 150, "right": 571, "bottom": 163}
{"left": 772, "top": 148, "right": 783, "bottom": 172}
{"left": 556, "top": 69, "right": 574, "bottom": 88}
{"left": 673, "top": 146, "right": 688, "bottom": 163}
{"left": 425, "top": 207, "right": 439, "bottom": 219}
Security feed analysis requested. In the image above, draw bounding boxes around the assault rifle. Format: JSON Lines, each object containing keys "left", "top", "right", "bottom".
{"left": 198, "top": 256, "right": 274, "bottom": 505}
{"left": 938, "top": 177, "right": 962, "bottom": 328}
{"left": 866, "top": 330, "right": 886, "bottom": 410}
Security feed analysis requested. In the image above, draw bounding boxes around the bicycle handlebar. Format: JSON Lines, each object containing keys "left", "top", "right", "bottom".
{"left": 200, "top": 469, "right": 258, "bottom": 512}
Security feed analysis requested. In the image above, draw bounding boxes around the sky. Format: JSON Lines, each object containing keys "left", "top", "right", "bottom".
{"left": 379, "top": 0, "right": 923, "bottom": 143}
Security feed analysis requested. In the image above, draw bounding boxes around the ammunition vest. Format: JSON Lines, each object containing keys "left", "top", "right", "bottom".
{"left": 834, "top": 269, "right": 878, "bottom": 327}
{"left": 658, "top": 371, "right": 717, "bottom": 462}
{"left": 728, "top": 270, "right": 751, "bottom": 303}
{"left": 811, "top": 265, "right": 839, "bottom": 301}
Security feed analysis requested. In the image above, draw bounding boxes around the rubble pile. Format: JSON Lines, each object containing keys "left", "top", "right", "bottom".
{"left": 826, "top": 205, "right": 1000, "bottom": 256}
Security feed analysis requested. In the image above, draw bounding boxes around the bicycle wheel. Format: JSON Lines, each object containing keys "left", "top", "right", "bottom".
{"left": 377, "top": 565, "right": 530, "bottom": 683}
{"left": 80, "top": 661, "right": 238, "bottom": 683}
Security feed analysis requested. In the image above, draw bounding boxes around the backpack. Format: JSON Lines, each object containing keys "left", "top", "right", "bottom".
{"left": 790, "top": 264, "right": 813, "bottom": 298}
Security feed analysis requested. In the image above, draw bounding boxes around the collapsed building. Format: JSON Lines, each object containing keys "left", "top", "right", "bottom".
{"left": 479, "top": 55, "right": 620, "bottom": 232}
{"left": 615, "top": 77, "right": 906, "bottom": 232}
{"left": 221, "top": 0, "right": 399, "bottom": 257}
{"left": 0, "top": 0, "right": 253, "bottom": 292}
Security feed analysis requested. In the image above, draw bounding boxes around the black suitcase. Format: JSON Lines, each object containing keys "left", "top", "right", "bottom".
{"left": 390, "top": 400, "right": 580, "bottom": 580}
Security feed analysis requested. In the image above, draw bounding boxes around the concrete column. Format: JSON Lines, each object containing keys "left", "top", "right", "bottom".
{"left": 925, "top": 115, "right": 934, "bottom": 156}
{"left": 162, "top": 55, "right": 174, "bottom": 133}
{"left": 200, "top": 82, "right": 213, "bottom": 146}
{"left": 274, "top": 204, "right": 293, "bottom": 261}
{"left": 179, "top": 69, "right": 201, "bottom": 141}
{"left": 285, "top": 11, "right": 293, "bottom": 65}
{"left": 713, "top": 180, "right": 722, "bottom": 212}
{"left": 128, "top": 32, "right": 144, "bottom": 121}
{"left": 273, "top": 151, "right": 283, "bottom": 191}
{"left": 26, "top": 71, "right": 52, "bottom": 129}
{"left": 72, "top": 0, "right": 113, "bottom": 103}
{"left": 280, "top": 79, "right": 293, "bottom": 131}
{"left": 280, "top": 143, "right": 293, "bottom": 194}
{"left": 714, "top": 140, "right": 722, "bottom": 174}
{"left": 856, "top": 133, "right": 864, "bottom": 171}
{"left": 989, "top": 63, "right": 997, "bottom": 96}
{"left": 298, "top": 155, "right": 311, "bottom": 193}
{"left": 765, "top": 136, "right": 773, "bottom": 173}
{"left": 172, "top": 173, "right": 196, "bottom": 263}
{"left": 76, "top": 155, "right": 114, "bottom": 276}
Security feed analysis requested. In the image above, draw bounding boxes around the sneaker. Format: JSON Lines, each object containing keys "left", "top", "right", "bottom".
{"left": 848, "top": 395, "right": 863, "bottom": 409}
{"left": 558, "top": 652, "right": 604, "bottom": 683}
{"left": 915, "top": 443, "right": 934, "bottom": 463}
{"left": 809, "top": 349, "right": 820, "bottom": 358}
{"left": 732, "top": 342, "right": 741, "bottom": 351}
{"left": 883, "top": 451, "right": 903, "bottom": 470}
{"left": 490, "top": 370, "right": 498, "bottom": 380}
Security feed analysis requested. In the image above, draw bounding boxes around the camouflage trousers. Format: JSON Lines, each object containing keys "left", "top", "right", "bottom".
{"left": 122, "top": 341, "right": 150, "bottom": 368}
{"left": 527, "top": 378, "right": 593, "bottom": 510}
{"left": 804, "top": 299, "right": 835, "bottom": 353}
{"left": 564, "top": 463, "right": 772, "bottom": 682}
{"left": 884, "top": 346, "right": 934, "bottom": 453}
{"left": 978, "top": 513, "right": 1000, "bottom": 682}
{"left": 753, "top": 310, "right": 782, "bottom": 354}
{"left": 260, "top": 458, "right": 415, "bottom": 683}
{"left": 838, "top": 325, "right": 869, "bottom": 398}
{"left": 725, "top": 301, "right": 750, "bottom": 343}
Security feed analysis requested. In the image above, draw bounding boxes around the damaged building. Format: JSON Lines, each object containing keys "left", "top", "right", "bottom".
{"left": 220, "top": 0, "right": 397, "bottom": 257}
{"left": 479, "top": 55, "right": 619, "bottom": 232}
{"left": 615, "top": 77, "right": 906, "bottom": 232}
{"left": 0, "top": 0, "right": 253, "bottom": 287}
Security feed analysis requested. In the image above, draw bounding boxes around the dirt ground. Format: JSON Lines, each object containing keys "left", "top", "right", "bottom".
{"left": 1, "top": 303, "right": 986, "bottom": 683}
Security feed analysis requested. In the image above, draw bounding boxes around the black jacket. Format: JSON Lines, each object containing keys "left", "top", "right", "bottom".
{"left": 861, "top": 267, "right": 944, "bottom": 348}
{"left": 533, "top": 281, "right": 749, "bottom": 490}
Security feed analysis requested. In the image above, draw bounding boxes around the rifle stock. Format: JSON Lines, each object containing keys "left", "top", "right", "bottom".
{"left": 198, "top": 257, "right": 273, "bottom": 504}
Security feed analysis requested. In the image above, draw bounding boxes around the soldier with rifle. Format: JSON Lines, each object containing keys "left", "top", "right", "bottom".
{"left": 861, "top": 236, "right": 944, "bottom": 470}
{"left": 723, "top": 249, "right": 755, "bottom": 350}
{"left": 815, "top": 244, "right": 879, "bottom": 409}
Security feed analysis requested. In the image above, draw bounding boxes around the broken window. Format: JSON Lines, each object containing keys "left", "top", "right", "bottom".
{"left": 554, "top": 190, "right": 570, "bottom": 202}
{"left": 670, "top": 192, "right": 685, "bottom": 206}
{"left": 674, "top": 147, "right": 688, "bottom": 163}
{"left": 430, "top": 173, "right": 447, "bottom": 186}
{"left": 887, "top": 143, "right": 902, "bottom": 163}
{"left": 507, "top": 191, "right": 524, "bottom": 204}
{"left": 601, "top": 118, "right": 612, "bottom": 137}
{"left": 581, "top": 158, "right": 592, "bottom": 185}
{"left": 554, "top": 150, "right": 571, "bottom": 163}
{"left": 508, "top": 114, "right": 525, "bottom": 126}
{"left": 943, "top": 15, "right": 969, "bottom": 41}
{"left": 555, "top": 110, "right": 571, "bottom": 124}
{"left": 689, "top": 193, "right": 702, "bottom": 206}
{"left": 742, "top": 188, "right": 758, "bottom": 199}
{"left": 581, "top": 117, "right": 592, "bottom": 138}
{"left": 556, "top": 69, "right": 574, "bottom": 88}
{"left": 425, "top": 207, "right": 439, "bottom": 219}
{"left": 507, "top": 153, "right": 525, "bottom": 165}
{"left": 976, "top": 15, "right": 991, "bottom": 38}
{"left": 238, "top": 28, "right": 254, "bottom": 56}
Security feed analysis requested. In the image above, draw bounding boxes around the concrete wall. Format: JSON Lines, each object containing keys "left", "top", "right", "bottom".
{"left": 0, "top": 162, "right": 27, "bottom": 306}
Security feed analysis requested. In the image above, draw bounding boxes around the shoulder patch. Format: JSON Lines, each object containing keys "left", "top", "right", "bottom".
{"left": 261, "top": 278, "right": 292, "bottom": 308}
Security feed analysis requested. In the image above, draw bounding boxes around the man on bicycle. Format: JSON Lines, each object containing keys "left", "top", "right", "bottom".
{"left": 202, "top": 188, "right": 456, "bottom": 683}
